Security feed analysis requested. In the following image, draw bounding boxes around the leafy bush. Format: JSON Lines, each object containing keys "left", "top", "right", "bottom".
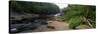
{"left": 69, "top": 16, "right": 82, "bottom": 29}
{"left": 62, "top": 5, "right": 96, "bottom": 29}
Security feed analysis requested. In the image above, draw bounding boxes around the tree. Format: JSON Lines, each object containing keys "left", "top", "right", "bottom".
{"left": 9, "top": 1, "right": 60, "bottom": 15}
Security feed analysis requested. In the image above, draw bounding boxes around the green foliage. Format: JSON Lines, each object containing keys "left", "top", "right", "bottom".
{"left": 9, "top": 1, "right": 60, "bottom": 15}
{"left": 69, "top": 16, "right": 82, "bottom": 29}
{"left": 62, "top": 5, "right": 96, "bottom": 29}
{"left": 63, "top": 5, "right": 85, "bottom": 21}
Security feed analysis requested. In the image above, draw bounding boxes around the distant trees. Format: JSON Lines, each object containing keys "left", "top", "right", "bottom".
{"left": 9, "top": 1, "right": 60, "bottom": 15}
